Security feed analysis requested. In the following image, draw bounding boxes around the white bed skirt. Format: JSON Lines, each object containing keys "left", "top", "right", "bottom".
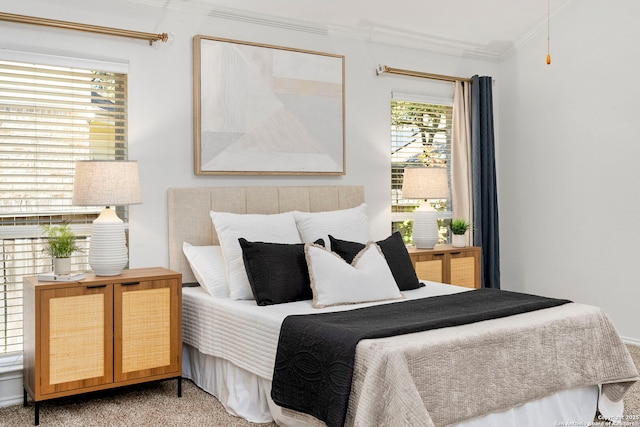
{"left": 182, "top": 344, "right": 599, "bottom": 427}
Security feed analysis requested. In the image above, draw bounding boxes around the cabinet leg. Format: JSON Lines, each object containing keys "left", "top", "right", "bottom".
{"left": 24, "top": 389, "right": 40, "bottom": 426}
{"left": 177, "top": 377, "right": 182, "bottom": 397}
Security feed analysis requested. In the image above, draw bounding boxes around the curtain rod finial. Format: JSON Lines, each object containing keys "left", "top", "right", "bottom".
{"left": 376, "top": 64, "right": 387, "bottom": 75}
{"left": 150, "top": 32, "right": 173, "bottom": 46}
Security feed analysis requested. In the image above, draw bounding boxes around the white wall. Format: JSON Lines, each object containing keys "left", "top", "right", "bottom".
{"left": 0, "top": 3, "right": 494, "bottom": 272}
{"left": 498, "top": 0, "right": 640, "bottom": 341}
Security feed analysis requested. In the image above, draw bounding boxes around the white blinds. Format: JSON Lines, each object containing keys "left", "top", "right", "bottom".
{"left": 0, "top": 58, "right": 128, "bottom": 355}
{"left": 0, "top": 59, "right": 128, "bottom": 222}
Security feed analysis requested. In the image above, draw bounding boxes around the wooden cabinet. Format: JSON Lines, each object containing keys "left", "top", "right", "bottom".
{"left": 23, "top": 267, "right": 182, "bottom": 425}
{"left": 408, "top": 246, "right": 482, "bottom": 289}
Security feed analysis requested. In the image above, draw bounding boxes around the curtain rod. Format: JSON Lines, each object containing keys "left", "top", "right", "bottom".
{"left": 376, "top": 65, "right": 470, "bottom": 83}
{"left": 0, "top": 12, "right": 168, "bottom": 45}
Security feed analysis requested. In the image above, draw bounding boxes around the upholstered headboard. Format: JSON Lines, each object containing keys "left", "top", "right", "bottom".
{"left": 167, "top": 186, "right": 365, "bottom": 283}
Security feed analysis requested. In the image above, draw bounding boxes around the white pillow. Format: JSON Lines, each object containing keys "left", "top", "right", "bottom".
{"left": 305, "top": 242, "right": 403, "bottom": 308}
{"left": 182, "top": 243, "right": 229, "bottom": 298}
{"left": 293, "top": 203, "right": 370, "bottom": 250}
{"left": 210, "top": 211, "right": 302, "bottom": 300}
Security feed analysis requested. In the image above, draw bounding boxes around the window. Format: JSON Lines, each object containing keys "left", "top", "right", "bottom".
{"left": 0, "top": 56, "right": 128, "bottom": 355}
{"left": 391, "top": 95, "right": 453, "bottom": 245}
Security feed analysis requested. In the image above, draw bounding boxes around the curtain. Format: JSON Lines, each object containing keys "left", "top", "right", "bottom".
{"left": 452, "top": 81, "right": 473, "bottom": 245}
{"left": 471, "top": 75, "right": 500, "bottom": 289}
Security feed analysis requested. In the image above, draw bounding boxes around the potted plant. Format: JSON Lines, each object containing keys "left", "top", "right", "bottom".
{"left": 449, "top": 218, "right": 473, "bottom": 248}
{"left": 41, "top": 223, "right": 81, "bottom": 275}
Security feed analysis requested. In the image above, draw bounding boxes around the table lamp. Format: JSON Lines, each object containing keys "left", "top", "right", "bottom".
{"left": 401, "top": 167, "right": 449, "bottom": 249}
{"left": 72, "top": 160, "right": 142, "bottom": 276}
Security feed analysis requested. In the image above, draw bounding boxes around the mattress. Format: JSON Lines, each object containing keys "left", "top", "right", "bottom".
{"left": 181, "top": 280, "right": 467, "bottom": 380}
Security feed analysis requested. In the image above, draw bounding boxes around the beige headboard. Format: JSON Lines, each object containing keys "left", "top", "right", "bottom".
{"left": 168, "top": 185, "right": 365, "bottom": 283}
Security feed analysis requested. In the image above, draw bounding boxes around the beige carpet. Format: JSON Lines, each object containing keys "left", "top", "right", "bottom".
{"left": 0, "top": 379, "right": 276, "bottom": 427}
{"left": 3, "top": 345, "right": 640, "bottom": 426}
{"left": 623, "top": 344, "right": 640, "bottom": 415}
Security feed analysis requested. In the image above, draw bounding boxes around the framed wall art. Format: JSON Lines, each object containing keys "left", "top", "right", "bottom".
{"left": 193, "top": 35, "right": 345, "bottom": 175}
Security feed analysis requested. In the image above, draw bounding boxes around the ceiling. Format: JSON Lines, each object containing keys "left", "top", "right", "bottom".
{"left": 126, "top": 0, "right": 574, "bottom": 60}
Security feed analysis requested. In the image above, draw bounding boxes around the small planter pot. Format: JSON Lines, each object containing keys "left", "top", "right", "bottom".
{"left": 53, "top": 257, "right": 71, "bottom": 275}
{"left": 451, "top": 234, "right": 466, "bottom": 248}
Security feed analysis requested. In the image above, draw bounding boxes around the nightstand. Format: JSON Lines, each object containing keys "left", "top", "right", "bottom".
{"left": 23, "top": 267, "right": 182, "bottom": 425}
{"left": 407, "top": 246, "right": 482, "bottom": 289}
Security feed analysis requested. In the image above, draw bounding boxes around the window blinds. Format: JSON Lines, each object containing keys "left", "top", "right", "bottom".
{"left": 0, "top": 59, "right": 128, "bottom": 222}
{"left": 0, "top": 58, "right": 128, "bottom": 355}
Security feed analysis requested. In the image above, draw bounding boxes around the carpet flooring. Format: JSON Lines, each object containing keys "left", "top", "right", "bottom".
{"left": 0, "top": 378, "right": 276, "bottom": 427}
{"left": 2, "top": 345, "right": 640, "bottom": 426}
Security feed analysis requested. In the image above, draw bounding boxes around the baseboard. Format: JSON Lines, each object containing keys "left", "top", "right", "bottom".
{"left": 0, "top": 369, "right": 23, "bottom": 408}
{"left": 622, "top": 336, "right": 640, "bottom": 346}
{"left": 0, "top": 353, "right": 23, "bottom": 408}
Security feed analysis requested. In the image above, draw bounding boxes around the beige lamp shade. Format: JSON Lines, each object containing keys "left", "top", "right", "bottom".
{"left": 401, "top": 167, "right": 449, "bottom": 200}
{"left": 72, "top": 161, "right": 142, "bottom": 206}
{"left": 72, "top": 160, "right": 142, "bottom": 276}
{"left": 401, "top": 167, "right": 448, "bottom": 249}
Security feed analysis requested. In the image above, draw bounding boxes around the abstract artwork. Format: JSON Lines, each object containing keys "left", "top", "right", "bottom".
{"left": 193, "top": 36, "right": 345, "bottom": 175}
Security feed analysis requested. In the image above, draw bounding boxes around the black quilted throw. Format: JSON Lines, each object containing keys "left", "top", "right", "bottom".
{"left": 271, "top": 288, "right": 571, "bottom": 427}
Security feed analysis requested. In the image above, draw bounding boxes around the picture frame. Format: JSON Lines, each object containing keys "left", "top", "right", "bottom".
{"left": 193, "top": 35, "right": 345, "bottom": 175}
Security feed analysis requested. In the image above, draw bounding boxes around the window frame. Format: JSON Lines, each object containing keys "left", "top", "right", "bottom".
{"left": 390, "top": 93, "right": 454, "bottom": 245}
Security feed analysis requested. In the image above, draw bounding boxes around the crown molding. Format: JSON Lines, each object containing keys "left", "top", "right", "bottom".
{"left": 125, "top": 0, "right": 502, "bottom": 60}
{"left": 348, "top": 24, "right": 503, "bottom": 62}
{"left": 125, "top": 0, "right": 572, "bottom": 62}
{"left": 503, "top": 0, "right": 575, "bottom": 60}
{"left": 131, "top": 0, "right": 328, "bottom": 35}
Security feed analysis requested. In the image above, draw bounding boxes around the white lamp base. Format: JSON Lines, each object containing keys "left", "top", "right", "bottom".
{"left": 412, "top": 202, "right": 439, "bottom": 249}
{"left": 89, "top": 207, "right": 128, "bottom": 276}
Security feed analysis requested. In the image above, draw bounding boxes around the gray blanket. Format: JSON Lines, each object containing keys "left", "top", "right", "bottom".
{"left": 272, "top": 289, "right": 572, "bottom": 427}
{"left": 282, "top": 302, "right": 638, "bottom": 426}
{"left": 349, "top": 303, "right": 637, "bottom": 426}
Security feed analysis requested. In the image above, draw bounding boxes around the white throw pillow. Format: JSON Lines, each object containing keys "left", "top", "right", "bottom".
{"left": 305, "top": 242, "right": 403, "bottom": 308}
{"left": 210, "top": 211, "right": 302, "bottom": 300}
{"left": 293, "top": 203, "right": 370, "bottom": 250}
{"left": 182, "top": 243, "right": 229, "bottom": 298}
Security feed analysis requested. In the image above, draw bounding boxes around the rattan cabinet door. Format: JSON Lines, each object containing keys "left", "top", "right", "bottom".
{"left": 113, "top": 278, "right": 181, "bottom": 383}
{"left": 450, "top": 256, "right": 476, "bottom": 288}
{"left": 39, "top": 285, "right": 113, "bottom": 395}
{"left": 414, "top": 258, "right": 444, "bottom": 283}
{"left": 411, "top": 252, "right": 445, "bottom": 283}
{"left": 449, "top": 249, "right": 481, "bottom": 289}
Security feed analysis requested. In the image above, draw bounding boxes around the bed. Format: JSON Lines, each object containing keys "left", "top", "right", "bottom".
{"left": 168, "top": 185, "right": 638, "bottom": 427}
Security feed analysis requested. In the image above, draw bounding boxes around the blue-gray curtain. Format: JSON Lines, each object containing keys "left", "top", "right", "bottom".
{"left": 471, "top": 75, "right": 500, "bottom": 289}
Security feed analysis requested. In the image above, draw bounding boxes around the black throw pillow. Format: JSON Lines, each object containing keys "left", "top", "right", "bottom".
{"left": 329, "top": 232, "right": 422, "bottom": 291}
{"left": 239, "top": 238, "right": 324, "bottom": 306}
